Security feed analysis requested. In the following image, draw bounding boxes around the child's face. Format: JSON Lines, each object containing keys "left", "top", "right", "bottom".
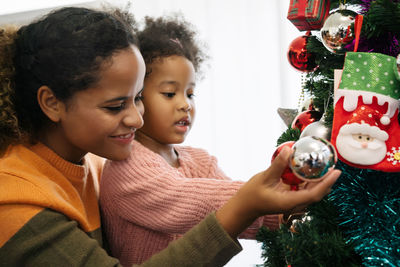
{"left": 139, "top": 55, "right": 196, "bottom": 145}
{"left": 55, "top": 46, "right": 145, "bottom": 162}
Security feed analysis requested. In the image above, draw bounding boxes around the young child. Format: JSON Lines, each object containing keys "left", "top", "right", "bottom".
{"left": 0, "top": 6, "right": 340, "bottom": 267}
{"left": 99, "top": 15, "right": 337, "bottom": 266}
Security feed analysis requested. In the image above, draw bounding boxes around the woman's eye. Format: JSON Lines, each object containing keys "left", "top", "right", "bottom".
{"left": 105, "top": 103, "right": 126, "bottom": 112}
{"left": 162, "top": 92, "right": 175, "bottom": 98}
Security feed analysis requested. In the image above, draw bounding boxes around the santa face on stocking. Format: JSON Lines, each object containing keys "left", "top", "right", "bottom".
{"left": 336, "top": 105, "right": 389, "bottom": 165}
{"left": 331, "top": 52, "right": 400, "bottom": 172}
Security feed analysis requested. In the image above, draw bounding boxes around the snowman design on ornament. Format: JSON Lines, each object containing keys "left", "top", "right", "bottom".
{"left": 331, "top": 52, "right": 400, "bottom": 172}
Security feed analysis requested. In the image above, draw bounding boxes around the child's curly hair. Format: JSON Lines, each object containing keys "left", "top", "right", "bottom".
{"left": 137, "top": 14, "right": 208, "bottom": 78}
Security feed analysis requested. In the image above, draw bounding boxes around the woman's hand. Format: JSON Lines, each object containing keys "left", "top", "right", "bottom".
{"left": 215, "top": 146, "right": 341, "bottom": 238}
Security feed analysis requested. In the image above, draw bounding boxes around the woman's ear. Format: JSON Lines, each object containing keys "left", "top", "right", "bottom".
{"left": 37, "top": 86, "right": 64, "bottom": 122}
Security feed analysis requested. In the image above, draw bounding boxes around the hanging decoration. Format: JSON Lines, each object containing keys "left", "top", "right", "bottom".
{"left": 277, "top": 107, "right": 298, "bottom": 127}
{"left": 289, "top": 136, "right": 337, "bottom": 181}
{"left": 300, "top": 100, "right": 332, "bottom": 140}
{"left": 287, "top": 31, "right": 319, "bottom": 72}
{"left": 291, "top": 105, "right": 323, "bottom": 132}
{"left": 299, "top": 117, "right": 331, "bottom": 140}
{"left": 271, "top": 141, "right": 304, "bottom": 191}
{"left": 320, "top": 4, "right": 359, "bottom": 54}
{"left": 287, "top": 0, "right": 330, "bottom": 31}
{"left": 331, "top": 52, "right": 400, "bottom": 172}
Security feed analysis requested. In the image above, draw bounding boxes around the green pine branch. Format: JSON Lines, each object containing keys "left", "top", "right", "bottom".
{"left": 276, "top": 128, "right": 301, "bottom": 146}
{"left": 256, "top": 199, "right": 362, "bottom": 267}
{"left": 362, "top": 0, "right": 400, "bottom": 37}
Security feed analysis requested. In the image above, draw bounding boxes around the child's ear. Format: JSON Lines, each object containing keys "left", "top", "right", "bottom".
{"left": 37, "top": 86, "right": 64, "bottom": 122}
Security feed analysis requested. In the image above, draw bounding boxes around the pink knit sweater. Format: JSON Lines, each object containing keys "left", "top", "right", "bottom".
{"left": 100, "top": 140, "right": 280, "bottom": 266}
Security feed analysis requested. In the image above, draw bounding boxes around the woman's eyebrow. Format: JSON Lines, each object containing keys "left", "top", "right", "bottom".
{"left": 102, "top": 96, "right": 129, "bottom": 104}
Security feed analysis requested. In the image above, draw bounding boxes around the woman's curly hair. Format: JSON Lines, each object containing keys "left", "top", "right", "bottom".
{"left": 137, "top": 14, "right": 208, "bottom": 78}
{"left": 0, "top": 26, "right": 21, "bottom": 154}
{"left": 0, "top": 6, "right": 139, "bottom": 154}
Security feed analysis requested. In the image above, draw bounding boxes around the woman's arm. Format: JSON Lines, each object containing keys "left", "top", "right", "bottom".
{"left": 0, "top": 206, "right": 121, "bottom": 267}
{"left": 138, "top": 213, "right": 241, "bottom": 267}
{"left": 215, "top": 147, "right": 340, "bottom": 238}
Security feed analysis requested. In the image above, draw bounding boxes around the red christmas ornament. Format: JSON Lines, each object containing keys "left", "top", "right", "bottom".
{"left": 287, "top": 31, "right": 318, "bottom": 72}
{"left": 271, "top": 141, "right": 304, "bottom": 191}
{"left": 291, "top": 109, "right": 322, "bottom": 132}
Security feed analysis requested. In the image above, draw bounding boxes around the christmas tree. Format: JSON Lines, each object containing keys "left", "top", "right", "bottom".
{"left": 256, "top": 0, "right": 400, "bottom": 266}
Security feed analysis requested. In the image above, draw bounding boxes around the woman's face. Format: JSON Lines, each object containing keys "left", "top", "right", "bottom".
{"left": 53, "top": 46, "right": 146, "bottom": 162}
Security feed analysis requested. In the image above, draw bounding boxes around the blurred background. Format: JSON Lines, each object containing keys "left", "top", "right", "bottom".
{"left": 0, "top": 1, "right": 301, "bottom": 265}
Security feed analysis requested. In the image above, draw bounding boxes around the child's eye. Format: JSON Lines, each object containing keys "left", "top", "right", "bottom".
{"left": 188, "top": 93, "right": 195, "bottom": 99}
{"left": 134, "top": 94, "right": 144, "bottom": 103}
{"left": 162, "top": 92, "right": 175, "bottom": 98}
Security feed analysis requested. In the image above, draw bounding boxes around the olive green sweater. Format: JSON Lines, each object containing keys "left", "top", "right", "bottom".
{"left": 0, "top": 143, "right": 241, "bottom": 266}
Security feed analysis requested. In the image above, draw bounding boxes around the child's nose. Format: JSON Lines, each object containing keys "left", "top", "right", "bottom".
{"left": 179, "top": 98, "right": 192, "bottom": 112}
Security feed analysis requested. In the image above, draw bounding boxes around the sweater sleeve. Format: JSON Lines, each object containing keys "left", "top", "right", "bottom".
{"left": 100, "top": 143, "right": 280, "bottom": 236}
{"left": 101, "top": 155, "right": 243, "bottom": 234}
{"left": 0, "top": 206, "right": 121, "bottom": 267}
{"left": 137, "top": 213, "right": 242, "bottom": 267}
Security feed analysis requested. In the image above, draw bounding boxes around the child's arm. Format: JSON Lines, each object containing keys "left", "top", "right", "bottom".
{"left": 101, "top": 156, "right": 244, "bottom": 234}
{"left": 101, "top": 144, "right": 282, "bottom": 237}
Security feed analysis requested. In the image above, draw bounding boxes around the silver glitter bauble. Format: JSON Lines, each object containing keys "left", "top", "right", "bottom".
{"left": 320, "top": 6, "right": 358, "bottom": 54}
{"left": 299, "top": 120, "right": 331, "bottom": 140}
{"left": 289, "top": 136, "right": 337, "bottom": 182}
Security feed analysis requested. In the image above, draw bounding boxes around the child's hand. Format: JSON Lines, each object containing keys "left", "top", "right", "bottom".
{"left": 215, "top": 146, "right": 341, "bottom": 238}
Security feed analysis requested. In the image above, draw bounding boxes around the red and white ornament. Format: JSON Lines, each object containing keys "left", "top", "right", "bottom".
{"left": 291, "top": 109, "right": 323, "bottom": 132}
{"left": 271, "top": 141, "right": 304, "bottom": 191}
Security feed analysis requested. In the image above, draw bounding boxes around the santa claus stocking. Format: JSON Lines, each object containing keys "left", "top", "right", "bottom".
{"left": 331, "top": 52, "right": 400, "bottom": 172}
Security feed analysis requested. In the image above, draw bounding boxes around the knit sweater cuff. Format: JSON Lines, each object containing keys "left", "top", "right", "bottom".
{"left": 202, "top": 212, "right": 243, "bottom": 251}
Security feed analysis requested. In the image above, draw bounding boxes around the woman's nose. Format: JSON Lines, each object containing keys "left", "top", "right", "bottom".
{"left": 124, "top": 105, "right": 144, "bottom": 129}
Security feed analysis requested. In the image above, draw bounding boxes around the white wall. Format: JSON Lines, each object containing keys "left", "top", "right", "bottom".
{"left": 0, "top": 1, "right": 302, "bottom": 265}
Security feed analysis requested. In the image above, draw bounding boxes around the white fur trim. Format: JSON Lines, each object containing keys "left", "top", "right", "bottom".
{"left": 380, "top": 116, "right": 390, "bottom": 125}
{"left": 334, "top": 89, "right": 400, "bottom": 119}
{"left": 339, "top": 123, "right": 389, "bottom": 141}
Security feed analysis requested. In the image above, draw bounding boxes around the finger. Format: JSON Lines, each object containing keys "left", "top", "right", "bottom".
{"left": 266, "top": 146, "right": 292, "bottom": 181}
{"left": 304, "top": 169, "right": 341, "bottom": 200}
{"left": 303, "top": 168, "right": 340, "bottom": 190}
{"left": 285, "top": 169, "right": 341, "bottom": 209}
